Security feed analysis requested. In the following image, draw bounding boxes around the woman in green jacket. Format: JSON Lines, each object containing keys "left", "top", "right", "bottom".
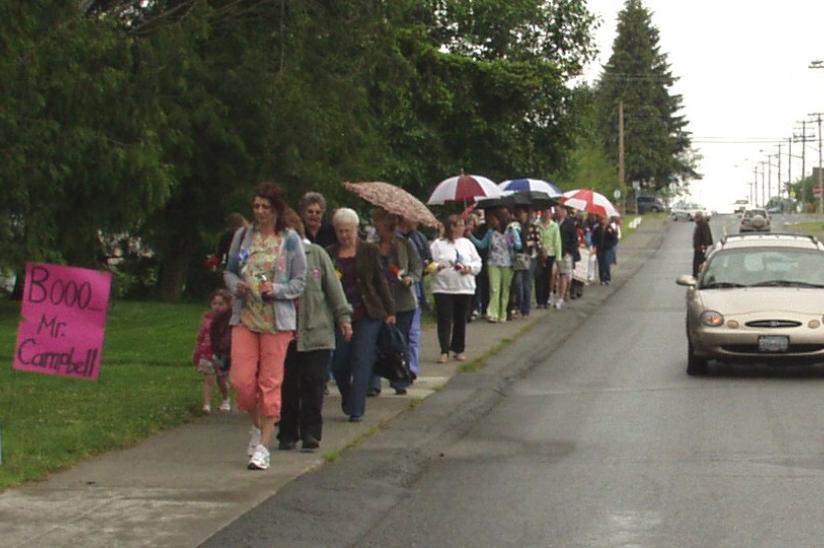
{"left": 277, "top": 209, "right": 353, "bottom": 451}
{"left": 369, "top": 207, "right": 422, "bottom": 396}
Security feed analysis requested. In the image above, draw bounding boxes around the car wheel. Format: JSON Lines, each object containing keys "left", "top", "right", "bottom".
{"left": 687, "top": 338, "right": 708, "bottom": 376}
{"left": 650, "top": 206, "right": 660, "bottom": 213}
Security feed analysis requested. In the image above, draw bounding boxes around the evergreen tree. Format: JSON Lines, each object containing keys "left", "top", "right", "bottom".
{"left": 596, "top": 0, "right": 698, "bottom": 192}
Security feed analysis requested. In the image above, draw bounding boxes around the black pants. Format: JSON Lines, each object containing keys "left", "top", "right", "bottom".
{"left": 278, "top": 342, "right": 330, "bottom": 443}
{"left": 693, "top": 249, "right": 706, "bottom": 278}
{"left": 434, "top": 293, "right": 471, "bottom": 355}
{"left": 535, "top": 256, "right": 555, "bottom": 305}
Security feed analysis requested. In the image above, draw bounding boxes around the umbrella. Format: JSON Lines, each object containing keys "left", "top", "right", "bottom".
{"left": 499, "top": 178, "right": 562, "bottom": 197}
{"left": 427, "top": 174, "right": 502, "bottom": 205}
{"left": 560, "top": 189, "right": 620, "bottom": 218}
{"left": 342, "top": 181, "right": 440, "bottom": 229}
{"left": 476, "top": 191, "right": 555, "bottom": 210}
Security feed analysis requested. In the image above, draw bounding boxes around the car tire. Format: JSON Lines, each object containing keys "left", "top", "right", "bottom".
{"left": 687, "top": 338, "right": 708, "bottom": 376}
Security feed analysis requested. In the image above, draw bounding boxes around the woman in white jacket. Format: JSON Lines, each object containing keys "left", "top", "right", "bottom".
{"left": 430, "top": 214, "right": 483, "bottom": 363}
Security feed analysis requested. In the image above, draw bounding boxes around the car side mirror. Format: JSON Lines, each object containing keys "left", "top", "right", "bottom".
{"left": 676, "top": 274, "right": 696, "bottom": 287}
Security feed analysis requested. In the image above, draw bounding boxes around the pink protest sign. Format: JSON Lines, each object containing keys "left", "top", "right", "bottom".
{"left": 13, "top": 263, "right": 112, "bottom": 380}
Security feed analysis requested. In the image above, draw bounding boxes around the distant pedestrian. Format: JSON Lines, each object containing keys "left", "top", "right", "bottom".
{"left": 278, "top": 210, "right": 352, "bottom": 452}
{"left": 430, "top": 214, "right": 482, "bottom": 363}
{"left": 593, "top": 215, "right": 618, "bottom": 285}
{"left": 692, "top": 211, "right": 713, "bottom": 277}
{"left": 192, "top": 289, "right": 233, "bottom": 414}
{"left": 224, "top": 182, "right": 307, "bottom": 471}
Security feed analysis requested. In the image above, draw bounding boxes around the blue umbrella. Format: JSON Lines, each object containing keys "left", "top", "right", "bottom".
{"left": 499, "top": 178, "right": 561, "bottom": 197}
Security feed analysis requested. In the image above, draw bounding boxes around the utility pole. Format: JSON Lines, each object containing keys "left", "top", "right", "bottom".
{"left": 788, "top": 137, "right": 792, "bottom": 200}
{"left": 794, "top": 120, "right": 815, "bottom": 209}
{"left": 777, "top": 144, "right": 782, "bottom": 202}
{"left": 752, "top": 166, "right": 758, "bottom": 205}
{"left": 618, "top": 101, "right": 625, "bottom": 212}
{"left": 817, "top": 113, "right": 824, "bottom": 214}
{"left": 760, "top": 161, "right": 767, "bottom": 207}
{"left": 767, "top": 155, "right": 772, "bottom": 206}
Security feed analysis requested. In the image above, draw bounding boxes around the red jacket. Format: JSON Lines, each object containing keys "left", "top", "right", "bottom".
{"left": 192, "top": 312, "right": 214, "bottom": 366}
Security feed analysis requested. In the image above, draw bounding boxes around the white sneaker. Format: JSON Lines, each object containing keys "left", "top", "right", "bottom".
{"left": 219, "top": 399, "right": 231, "bottom": 412}
{"left": 548, "top": 293, "right": 556, "bottom": 306}
{"left": 248, "top": 444, "right": 270, "bottom": 470}
{"left": 554, "top": 299, "right": 564, "bottom": 310}
{"left": 247, "top": 426, "right": 261, "bottom": 456}
{"left": 202, "top": 404, "right": 211, "bottom": 413}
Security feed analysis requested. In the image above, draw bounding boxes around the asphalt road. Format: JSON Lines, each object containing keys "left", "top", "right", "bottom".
{"left": 204, "top": 216, "right": 824, "bottom": 547}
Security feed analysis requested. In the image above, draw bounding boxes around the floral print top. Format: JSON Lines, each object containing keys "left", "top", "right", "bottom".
{"left": 239, "top": 232, "right": 281, "bottom": 333}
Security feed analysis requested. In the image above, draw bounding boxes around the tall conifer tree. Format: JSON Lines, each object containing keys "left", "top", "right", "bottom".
{"left": 596, "top": 0, "right": 698, "bottom": 191}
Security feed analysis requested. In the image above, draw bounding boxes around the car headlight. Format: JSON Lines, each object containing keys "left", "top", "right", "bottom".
{"left": 700, "top": 310, "right": 724, "bottom": 327}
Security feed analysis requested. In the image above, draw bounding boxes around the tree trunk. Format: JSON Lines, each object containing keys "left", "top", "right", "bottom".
{"left": 157, "top": 246, "right": 193, "bottom": 302}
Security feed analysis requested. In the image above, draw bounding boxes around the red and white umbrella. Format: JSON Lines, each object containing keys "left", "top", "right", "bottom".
{"left": 560, "top": 189, "right": 620, "bottom": 218}
{"left": 427, "top": 174, "right": 502, "bottom": 205}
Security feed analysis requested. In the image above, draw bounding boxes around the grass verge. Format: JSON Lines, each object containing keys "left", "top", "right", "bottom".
{"left": 0, "top": 299, "right": 205, "bottom": 491}
{"left": 783, "top": 221, "right": 824, "bottom": 240}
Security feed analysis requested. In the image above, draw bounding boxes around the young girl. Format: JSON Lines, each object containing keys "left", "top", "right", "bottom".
{"left": 192, "top": 289, "right": 233, "bottom": 413}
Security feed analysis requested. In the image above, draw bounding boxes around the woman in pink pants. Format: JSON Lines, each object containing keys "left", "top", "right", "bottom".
{"left": 224, "top": 182, "right": 306, "bottom": 470}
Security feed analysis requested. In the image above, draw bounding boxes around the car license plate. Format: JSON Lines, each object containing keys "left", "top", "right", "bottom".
{"left": 758, "top": 336, "right": 789, "bottom": 352}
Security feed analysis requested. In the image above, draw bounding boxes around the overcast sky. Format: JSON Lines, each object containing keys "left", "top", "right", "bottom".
{"left": 582, "top": 0, "right": 824, "bottom": 211}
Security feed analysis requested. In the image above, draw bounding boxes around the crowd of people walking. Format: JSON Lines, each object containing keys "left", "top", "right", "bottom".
{"left": 192, "top": 182, "right": 621, "bottom": 470}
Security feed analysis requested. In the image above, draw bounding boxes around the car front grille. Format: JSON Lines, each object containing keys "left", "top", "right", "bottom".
{"left": 720, "top": 344, "right": 824, "bottom": 354}
{"left": 745, "top": 320, "right": 802, "bottom": 328}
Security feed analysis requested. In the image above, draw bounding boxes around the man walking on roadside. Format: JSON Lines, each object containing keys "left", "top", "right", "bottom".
{"left": 692, "top": 211, "right": 713, "bottom": 277}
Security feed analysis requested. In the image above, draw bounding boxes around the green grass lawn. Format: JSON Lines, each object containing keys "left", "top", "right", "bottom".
{"left": 783, "top": 221, "right": 824, "bottom": 240}
{"left": 0, "top": 299, "right": 206, "bottom": 491}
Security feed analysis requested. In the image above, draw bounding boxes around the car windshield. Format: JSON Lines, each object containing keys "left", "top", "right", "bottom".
{"left": 700, "top": 247, "right": 824, "bottom": 289}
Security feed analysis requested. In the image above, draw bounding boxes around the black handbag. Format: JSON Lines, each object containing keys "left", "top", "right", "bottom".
{"left": 374, "top": 322, "right": 412, "bottom": 384}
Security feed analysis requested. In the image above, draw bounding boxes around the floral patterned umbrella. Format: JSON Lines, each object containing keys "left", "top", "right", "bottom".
{"left": 343, "top": 181, "right": 441, "bottom": 228}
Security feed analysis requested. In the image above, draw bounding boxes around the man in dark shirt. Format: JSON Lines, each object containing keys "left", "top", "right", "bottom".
{"left": 593, "top": 216, "right": 618, "bottom": 285}
{"left": 692, "top": 211, "right": 714, "bottom": 277}
{"left": 299, "top": 192, "right": 337, "bottom": 249}
{"left": 556, "top": 206, "right": 578, "bottom": 309}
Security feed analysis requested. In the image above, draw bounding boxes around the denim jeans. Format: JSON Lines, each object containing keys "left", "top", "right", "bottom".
{"left": 333, "top": 317, "right": 382, "bottom": 419}
{"left": 598, "top": 248, "right": 615, "bottom": 283}
{"left": 511, "top": 258, "right": 536, "bottom": 315}
{"left": 408, "top": 305, "right": 422, "bottom": 376}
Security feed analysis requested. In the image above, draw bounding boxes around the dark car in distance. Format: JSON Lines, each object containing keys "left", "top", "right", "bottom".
{"left": 636, "top": 196, "right": 666, "bottom": 214}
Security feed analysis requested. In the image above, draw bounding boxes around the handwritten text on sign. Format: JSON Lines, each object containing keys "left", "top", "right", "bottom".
{"left": 14, "top": 263, "right": 112, "bottom": 380}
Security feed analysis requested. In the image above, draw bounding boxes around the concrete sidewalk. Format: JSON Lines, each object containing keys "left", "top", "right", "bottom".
{"left": 0, "top": 216, "right": 668, "bottom": 548}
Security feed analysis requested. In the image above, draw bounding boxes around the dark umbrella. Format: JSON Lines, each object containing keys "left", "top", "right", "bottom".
{"left": 476, "top": 191, "right": 556, "bottom": 210}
